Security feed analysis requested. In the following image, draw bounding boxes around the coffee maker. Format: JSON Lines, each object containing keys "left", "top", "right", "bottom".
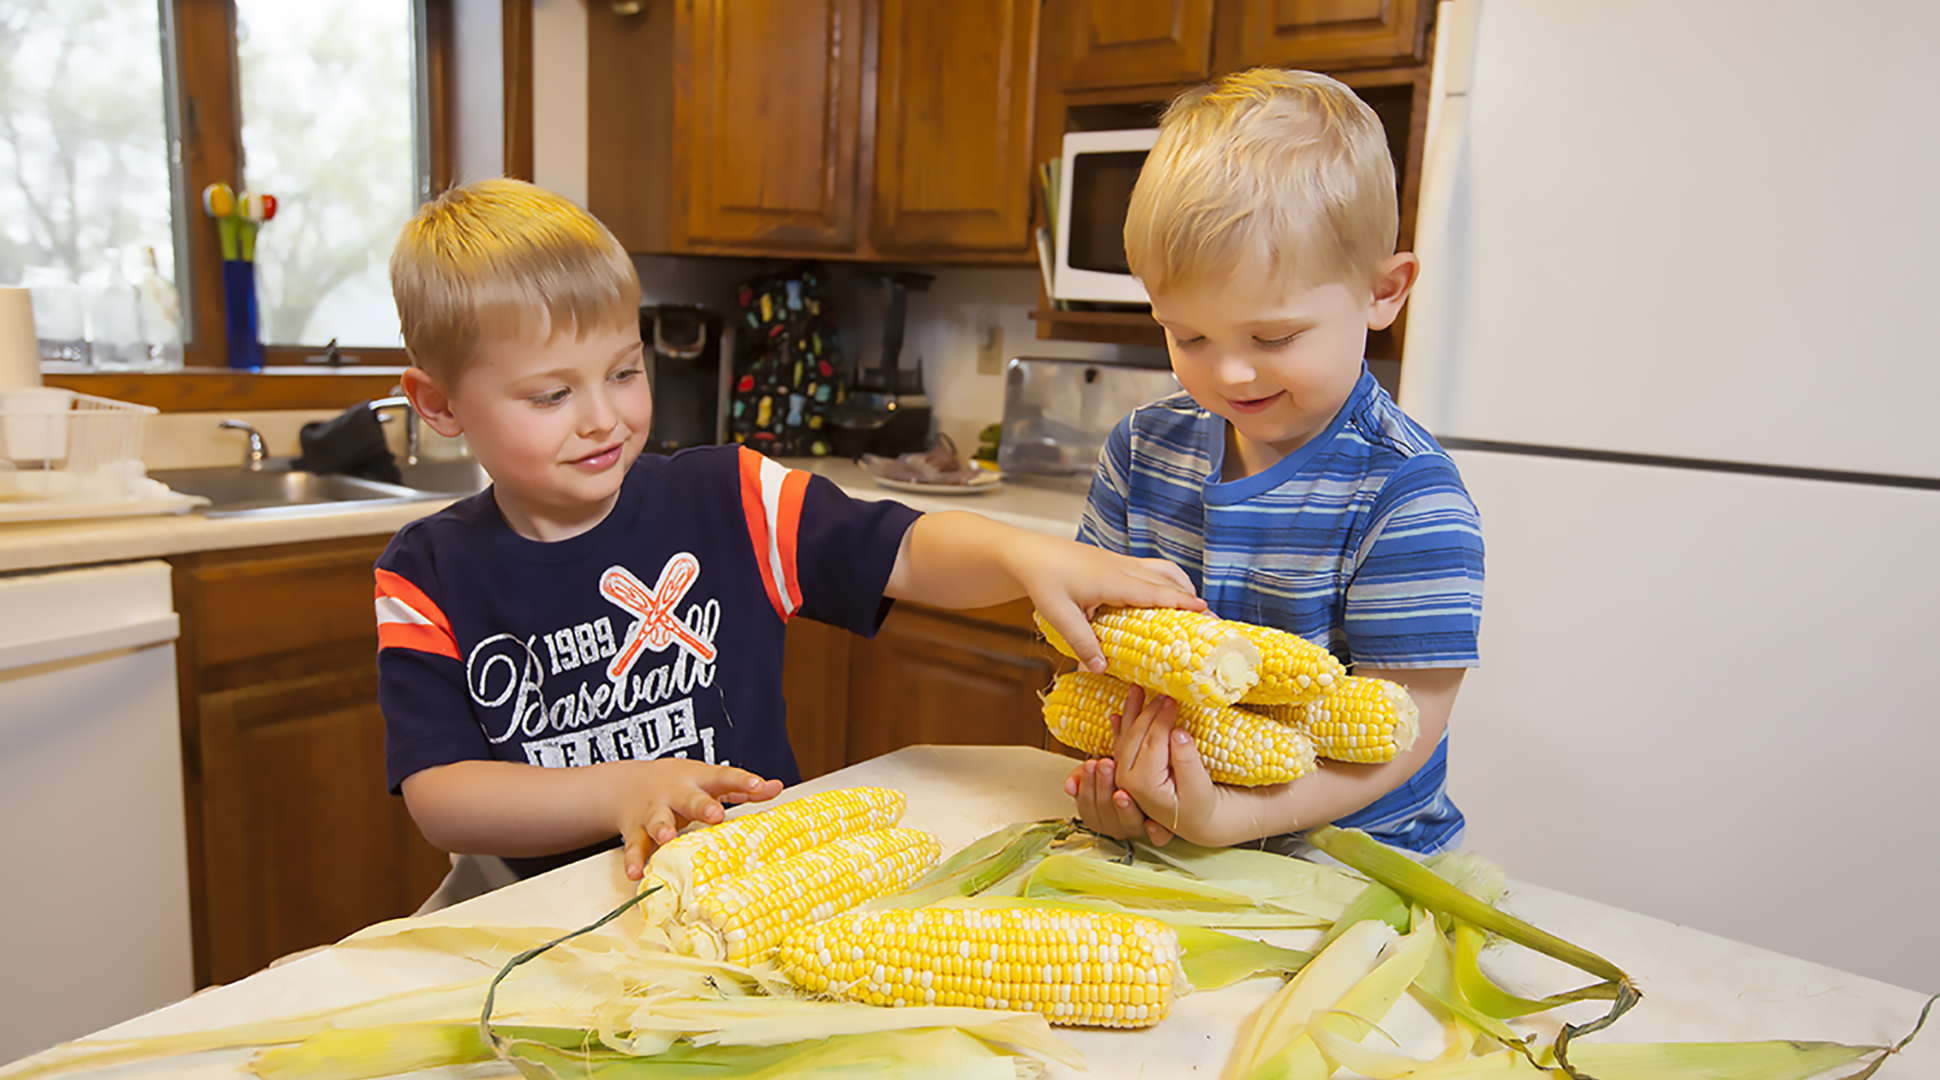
{"left": 640, "top": 304, "right": 728, "bottom": 453}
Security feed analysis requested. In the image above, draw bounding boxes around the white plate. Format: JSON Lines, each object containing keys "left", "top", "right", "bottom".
{"left": 869, "top": 471, "right": 1004, "bottom": 496}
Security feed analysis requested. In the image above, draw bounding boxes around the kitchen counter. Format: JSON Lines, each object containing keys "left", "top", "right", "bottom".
{"left": 0, "top": 457, "right": 1088, "bottom": 575}
{"left": 11, "top": 746, "right": 1932, "bottom": 1078}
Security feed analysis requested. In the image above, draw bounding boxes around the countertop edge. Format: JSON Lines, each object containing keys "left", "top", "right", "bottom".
{"left": 0, "top": 458, "right": 1089, "bottom": 574}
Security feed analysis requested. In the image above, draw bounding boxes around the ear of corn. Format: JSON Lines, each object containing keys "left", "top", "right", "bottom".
{"left": 1253, "top": 675, "right": 1421, "bottom": 764}
{"left": 1035, "top": 606, "right": 1260, "bottom": 708}
{"left": 1042, "top": 670, "right": 1318, "bottom": 785}
{"left": 681, "top": 826, "right": 943, "bottom": 964}
{"left": 776, "top": 905, "right": 1186, "bottom": 1029}
{"left": 1230, "top": 623, "right": 1346, "bottom": 705}
{"left": 644, "top": 786, "right": 906, "bottom": 923}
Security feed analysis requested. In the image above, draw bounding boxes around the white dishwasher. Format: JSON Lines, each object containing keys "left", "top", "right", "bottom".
{"left": 0, "top": 559, "right": 193, "bottom": 1060}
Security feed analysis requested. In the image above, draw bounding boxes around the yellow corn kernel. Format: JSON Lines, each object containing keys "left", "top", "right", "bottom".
{"left": 645, "top": 786, "right": 906, "bottom": 923}
{"left": 777, "top": 905, "right": 1185, "bottom": 1029}
{"left": 1034, "top": 606, "right": 1259, "bottom": 709}
{"left": 1265, "top": 675, "right": 1420, "bottom": 764}
{"left": 1042, "top": 671, "right": 1317, "bottom": 786}
{"left": 684, "top": 826, "right": 941, "bottom": 965}
{"left": 1231, "top": 624, "right": 1347, "bottom": 706}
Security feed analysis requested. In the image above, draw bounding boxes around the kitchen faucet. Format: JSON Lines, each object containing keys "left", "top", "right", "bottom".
{"left": 369, "top": 392, "right": 420, "bottom": 466}
{"left": 217, "top": 419, "right": 269, "bottom": 471}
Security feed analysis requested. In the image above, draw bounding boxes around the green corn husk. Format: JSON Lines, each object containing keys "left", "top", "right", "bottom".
{"left": 252, "top": 1024, "right": 594, "bottom": 1080}
{"left": 507, "top": 1028, "right": 1039, "bottom": 1080}
{"left": 1128, "top": 836, "right": 1368, "bottom": 920}
{"left": 1224, "top": 918, "right": 1399, "bottom": 1080}
{"left": 1316, "top": 881, "right": 1411, "bottom": 951}
{"left": 1306, "top": 826, "right": 1637, "bottom": 1074}
{"left": 861, "top": 819, "right": 1070, "bottom": 911}
{"left": 1172, "top": 924, "right": 1311, "bottom": 991}
{"left": 1240, "top": 919, "right": 1437, "bottom": 1080}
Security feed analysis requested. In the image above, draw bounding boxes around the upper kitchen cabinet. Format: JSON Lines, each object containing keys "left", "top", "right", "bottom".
{"left": 1213, "top": 0, "right": 1430, "bottom": 72}
{"left": 587, "top": 0, "right": 1039, "bottom": 264}
{"left": 1051, "top": 0, "right": 1214, "bottom": 91}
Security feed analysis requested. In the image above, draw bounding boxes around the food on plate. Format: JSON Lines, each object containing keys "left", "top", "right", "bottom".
{"left": 860, "top": 433, "right": 989, "bottom": 486}
{"left": 776, "top": 905, "right": 1186, "bottom": 1028}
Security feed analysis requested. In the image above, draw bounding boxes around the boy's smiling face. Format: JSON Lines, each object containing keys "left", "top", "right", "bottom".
{"left": 1149, "top": 250, "right": 1417, "bottom": 479}
{"left": 409, "top": 314, "right": 652, "bottom": 542}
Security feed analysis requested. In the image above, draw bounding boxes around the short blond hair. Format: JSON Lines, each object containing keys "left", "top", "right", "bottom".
{"left": 1124, "top": 69, "right": 1397, "bottom": 297}
{"left": 390, "top": 177, "right": 640, "bottom": 382}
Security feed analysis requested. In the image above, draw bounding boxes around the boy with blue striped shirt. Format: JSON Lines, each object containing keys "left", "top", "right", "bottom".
{"left": 1064, "top": 69, "right": 1485, "bottom": 856}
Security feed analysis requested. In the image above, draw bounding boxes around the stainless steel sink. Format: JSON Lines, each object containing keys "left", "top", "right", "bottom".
{"left": 148, "top": 465, "right": 431, "bottom": 518}
{"left": 394, "top": 458, "right": 492, "bottom": 495}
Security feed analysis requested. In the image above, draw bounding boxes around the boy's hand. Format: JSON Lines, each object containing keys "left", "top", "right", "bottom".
{"left": 1064, "top": 684, "right": 1174, "bottom": 843}
{"left": 1010, "top": 536, "right": 1202, "bottom": 674}
{"left": 1108, "top": 683, "right": 1293, "bottom": 848}
{"left": 603, "top": 761, "right": 783, "bottom": 882}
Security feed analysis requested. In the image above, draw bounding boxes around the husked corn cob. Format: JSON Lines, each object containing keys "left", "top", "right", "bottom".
{"left": 681, "top": 827, "right": 942, "bottom": 964}
{"left": 1034, "top": 606, "right": 1259, "bottom": 709}
{"left": 1043, "top": 671, "right": 1318, "bottom": 786}
{"left": 1231, "top": 623, "right": 1346, "bottom": 706}
{"left": 777, "top": 905, "right": 1186, "bottom": 1028}
{"left": 1259, "top": 676, "right": 1420, "bottom": 763}
{"left": 645, "top": 786, "right": 906, "bottom": 924}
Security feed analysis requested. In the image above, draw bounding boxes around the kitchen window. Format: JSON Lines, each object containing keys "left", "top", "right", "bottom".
{"left": 0, "top": 0, "right": 454, "bottom": 369}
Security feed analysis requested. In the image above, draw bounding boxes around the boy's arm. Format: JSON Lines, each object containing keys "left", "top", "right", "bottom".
{"left": 1086, "top": 669, "right": 1463, "bottom": 847}
{"left": 402, "top": 759, "right": 782, "bottom": 882}
{"left": 882, "top": 510, "right": 1203, "bottom": 673}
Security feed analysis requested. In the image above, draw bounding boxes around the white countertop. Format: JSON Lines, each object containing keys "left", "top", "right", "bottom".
{"left": 0, "top": 457, "right": 1087, "bottom": 575}
{"left": 11, "top": 746, "right": 1932, "bottom": 1078}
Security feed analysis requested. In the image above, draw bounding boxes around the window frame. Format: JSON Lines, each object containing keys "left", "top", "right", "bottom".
{"left": 167, "top": 0, "right": 463, "bottom": 369}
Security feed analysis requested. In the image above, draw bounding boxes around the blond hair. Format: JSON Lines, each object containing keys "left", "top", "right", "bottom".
{"left": 1124, "top": 69, "right": 1397, "bottom": 297}
{"left": 389, "top": 177, "right": 640, "bottom": 382}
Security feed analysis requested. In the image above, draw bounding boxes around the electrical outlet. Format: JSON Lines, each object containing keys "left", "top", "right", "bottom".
{"left": 975, "top": 322, "right": 1004, "bottom": 375}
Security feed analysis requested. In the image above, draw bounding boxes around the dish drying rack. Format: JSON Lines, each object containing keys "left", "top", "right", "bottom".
{"left": 0, "top": 390, "right": 197, "bottom": 522}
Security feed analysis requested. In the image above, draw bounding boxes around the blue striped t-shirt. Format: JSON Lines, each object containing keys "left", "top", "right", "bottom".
{"left": 1078, "top": 367, "right": 1484, "bottom": 854}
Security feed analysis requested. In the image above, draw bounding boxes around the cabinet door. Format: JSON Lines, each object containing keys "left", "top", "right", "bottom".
{"left": 1214, "top": 0, "right": 1428, "bottom": 72}
{"left": 845, "top": 601, "right": 1059, "bottom": 763}
{"left": 173, "top": 538, "right": 449, "bottom": 987}
{"left": 193, "top": 670, "right": 448, "bottom": 986}
{"left": 871, "top": 0, "right": 1040, "bottom": 256}
{"left": 675, "top": 0, "right": 866, "bottom": 251}
{"left": 1052, "top": 0, "right": 1213, "bottom": 91}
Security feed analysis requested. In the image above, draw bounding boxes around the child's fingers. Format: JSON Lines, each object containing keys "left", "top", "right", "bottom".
{"left": 668, "top": 785, "right": 730, "bottom": 828}
{"left": 1135, "top": 557, "right": 1203, "bottom": 604}
{"left": 1118, "top": 695, "right": 1176, "bottom": 782}
{"left": 1143, "top": 817, "right": 1176, "bottom": 846}
{"left": 1167, "top": 728, "right": 1218, "bottom": 805}
{"left": 1039, "top": 598, "right": 1110, "bottom": 673}
{"left": 621, "top": 826, "right": 650, "bottom": 882}
{"left": 1112, "top": 689, "right": 1162, "bottom": 771}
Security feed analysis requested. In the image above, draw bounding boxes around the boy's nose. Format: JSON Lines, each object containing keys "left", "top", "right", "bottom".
{"left": 577, "top": 387, "right": 620, "bottom": 435}
{"left": 1214, "top": 352, "right": 1257, "bottom": 387}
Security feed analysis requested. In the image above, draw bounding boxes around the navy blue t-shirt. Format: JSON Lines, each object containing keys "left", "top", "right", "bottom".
{"left": 374, "top": 444, "right": 921, "bottom": 876}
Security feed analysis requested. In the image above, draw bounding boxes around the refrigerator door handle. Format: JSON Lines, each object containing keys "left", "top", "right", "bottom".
{"left": 0, "top": 613, "right": 181, "bottom": 672}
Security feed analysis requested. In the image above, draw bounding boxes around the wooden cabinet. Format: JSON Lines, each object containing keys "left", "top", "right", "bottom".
{"left": 1213, "top": 0, "right": 1430, "bottom": 73}
{"left": 782, "top": 599, "right": 1068, "bottom": 780}
{"left": 676, "top": 0, "right": 867, "bottom": 251}
{"left": 1051, "top": 0, "right": 1214, "bottom": 93}
{"left": 172, "top": 537, "right": 449, "bottom": 987}
{"left": 588, "top": 0, "right": 1039, "bottom": 264}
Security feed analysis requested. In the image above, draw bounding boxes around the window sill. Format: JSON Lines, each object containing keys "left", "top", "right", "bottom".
{"left": 43, "top": 366, "right": 409, "bottom": 413}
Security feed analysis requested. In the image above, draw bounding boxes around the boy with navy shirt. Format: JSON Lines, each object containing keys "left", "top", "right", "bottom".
{"left": 1066, "top": 70, "right": 1486, "bottom": 855}
{"left": 378, "top": 179, "right": 1201, "bottom": 883}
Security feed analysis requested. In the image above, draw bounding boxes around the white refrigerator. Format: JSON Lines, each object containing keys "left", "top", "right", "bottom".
{"left": 1400, "top": 0, "right": 1940, "bottom": 993}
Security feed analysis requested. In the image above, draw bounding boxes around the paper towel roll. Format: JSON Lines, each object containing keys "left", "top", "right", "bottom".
{"left": 0, "top": 287, "right": 41, "bottom": 391}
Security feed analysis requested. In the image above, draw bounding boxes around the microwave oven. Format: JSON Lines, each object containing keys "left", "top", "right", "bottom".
{"left": 1053, "top": 127, "right": 1159, "bottom": 306}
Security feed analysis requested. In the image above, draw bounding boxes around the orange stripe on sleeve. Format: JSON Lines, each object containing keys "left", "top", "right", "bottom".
{"left": 775, "top": 466, "right": 809, "bottom": 614}
{"left": 737, "top": 445, "right": 789, "bottom": 619}
{"left": 373, "top": 568, "right": 459, "bottom": 659}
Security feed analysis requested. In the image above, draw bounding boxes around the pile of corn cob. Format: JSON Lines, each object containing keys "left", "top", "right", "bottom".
{"left": 639, "top": 785, "right": 1191, "bottom": 1029}
{"left": 1037, "top": 606, "right": 1421, "bottom": 784}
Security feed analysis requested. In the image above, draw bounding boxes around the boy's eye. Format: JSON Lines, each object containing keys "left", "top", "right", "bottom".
{"left": 531, "top": 388, "right": 570, "bottom": 407}
{"left": 1171, "top": 333, "right": 1206, "bottom": 348}
{"left": 1256, "top": 332, "right": 1300, "bottom": 349}
{"left": 611, "top": 365, "right": 643, "bottom": 383}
